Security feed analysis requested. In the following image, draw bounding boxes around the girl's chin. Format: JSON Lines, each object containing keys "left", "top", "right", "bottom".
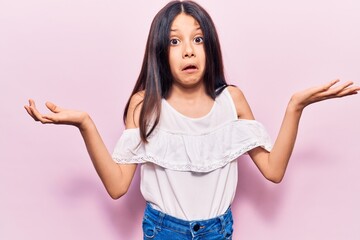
{"left": 173, "top": 79, "right": 204, "bottom": 89}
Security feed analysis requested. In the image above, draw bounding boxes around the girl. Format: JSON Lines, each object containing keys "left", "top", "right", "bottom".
{"left": 25, "top": 1, "right": 359, "bottom": 239}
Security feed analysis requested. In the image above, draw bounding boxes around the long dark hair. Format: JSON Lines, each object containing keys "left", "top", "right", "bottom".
{"left": 123, "top": 0, "right": 228, "bottom": 142}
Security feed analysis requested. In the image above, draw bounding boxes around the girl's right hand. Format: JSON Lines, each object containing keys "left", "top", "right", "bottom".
{"left": 24, "top": 99, "right": 90, "bottom": 130}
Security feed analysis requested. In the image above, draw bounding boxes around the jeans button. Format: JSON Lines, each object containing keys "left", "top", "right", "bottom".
{"left": 193, "top": 223, "right": 200, "bottom": 231}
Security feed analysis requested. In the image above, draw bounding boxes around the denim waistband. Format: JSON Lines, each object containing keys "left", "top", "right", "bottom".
{"left": 144, "top": 203, "right": 233, "bottom": 237}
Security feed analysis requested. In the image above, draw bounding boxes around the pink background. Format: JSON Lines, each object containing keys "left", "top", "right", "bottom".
{"left": 1, "top": 0, "right": 360, "bottom": 239}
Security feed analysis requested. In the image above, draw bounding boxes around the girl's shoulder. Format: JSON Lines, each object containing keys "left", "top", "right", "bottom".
{"left": 226, "top": 86, "right": 248, "bottom": 110}
{"left": 125, "top": 91, "right": 145, "bottom": 129}
{"left": 226, "top": 85, "right": 254, "bottom": 120}
{"left": 226, "top": 85, "right": 246, "bottom": 102}
{"left": 129, "top": 90, "right": 145, "bottom": 105}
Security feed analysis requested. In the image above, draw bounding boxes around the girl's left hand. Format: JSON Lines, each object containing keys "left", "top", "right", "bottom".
{"left": 24, "top": 99, "right": 90, "bottom": 130}
{"left": 290, "top": 80, "right": 360, "bottom": 111}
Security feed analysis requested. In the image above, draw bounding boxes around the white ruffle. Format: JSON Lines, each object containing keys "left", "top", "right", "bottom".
{"left": 112, "top": 119, "right": 272, "bottom": 173}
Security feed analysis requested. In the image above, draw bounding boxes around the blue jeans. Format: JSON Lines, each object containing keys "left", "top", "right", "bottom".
{"left": 142, "top": 203, "right": 233, "bottom": 240}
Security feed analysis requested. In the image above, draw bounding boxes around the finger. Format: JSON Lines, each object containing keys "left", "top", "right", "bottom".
{"left": 318, "top": 81, "right": 354, "bottom": 98}
{"left": 337, "top": 81, "right": 354, "bottom": 89}
{"left": 320, "top": 85, "right": 359, "bottom": 100}
{"left": 28, "top": 99, "right": 43, "bottom": 117}
{"left": 305, "top": 79, "right": 340, "bottom": 97}
{"left": 345, "top": 91, "right": 359, "bottom": 96}
{"left": 335, "top": 85, "right": 360, "bottom": 97}
{"left": 331, "top": 82, "right": 355, "bottom": 95}
{"left": 29, "top": 99, "right": 38, "bottom": 109}
{"left": 321, "top": 79, "right": 340, "bottom": 91}
{"left": 42, "top": 115, "right": 57, "bottom": 123}
{"left": 38, "top": 117, "right": 54, "bottom": 124}
{"left": 26, "top": 100, "right": 42, "bottom": 121}
{"left": 46, "top": 101, "right": 62, "bottom": 113}
{"left": 24, "top": 105, "right": 37, "bottom": 121}
{"left": 27, "top": 101, "right": 52, "bottom": 124}
{"left": 24, "top": 99, "right": 53, "bottom": 124}
{"left": 25, "top": 99, "right": 43, "bottom": 121}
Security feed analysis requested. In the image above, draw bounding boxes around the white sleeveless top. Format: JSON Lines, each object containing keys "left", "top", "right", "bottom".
{"left": 112, "top": 88, "right": 272, "bottom": 220}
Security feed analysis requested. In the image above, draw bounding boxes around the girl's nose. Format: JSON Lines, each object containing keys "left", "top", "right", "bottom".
{"left": 183, "top": 42, "right": 196, "bottom": 58}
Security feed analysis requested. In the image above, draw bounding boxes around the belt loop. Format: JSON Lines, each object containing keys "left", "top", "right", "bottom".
{"left": 156, "top": 211, "right": 165, "bottom": 231}
{"left": 219, "top": 215, "right": 226, "bottom": 233}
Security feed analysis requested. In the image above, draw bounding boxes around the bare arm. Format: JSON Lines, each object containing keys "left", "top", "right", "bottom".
{"left": 24, "top": 95, "right": 142, "bottom": 199}
{"left": 228, "top": 80, "right": 359, "bottom": 183}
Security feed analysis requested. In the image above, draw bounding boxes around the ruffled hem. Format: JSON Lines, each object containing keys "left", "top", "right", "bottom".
{"left": 112, "top": 119, "right": 272, "bottom": 173}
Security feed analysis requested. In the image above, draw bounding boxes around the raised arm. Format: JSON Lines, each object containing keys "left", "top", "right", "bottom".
{"left": 24, "top": 96, "right": 141, "bottom": 199}
{"left": 228, "top": 80, "right": 359, "bottom": 183}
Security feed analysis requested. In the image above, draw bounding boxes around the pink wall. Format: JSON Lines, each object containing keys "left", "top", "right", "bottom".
{"left": 1, "top": 0, "right": 359, "bottom": 239}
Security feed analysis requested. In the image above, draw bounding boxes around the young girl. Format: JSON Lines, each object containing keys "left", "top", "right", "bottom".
{"left": 25, "top": 1, "right": 359, "bottom": 239}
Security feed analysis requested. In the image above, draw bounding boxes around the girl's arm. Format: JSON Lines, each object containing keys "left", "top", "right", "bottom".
{"left": 228, "top": 80, "right": 359, "bottom": 183}
{"left": 24, "top": 95, "right": 142, "bottom": 199}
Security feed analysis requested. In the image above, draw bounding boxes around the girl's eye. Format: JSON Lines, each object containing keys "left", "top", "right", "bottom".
{"left": 170, "top": 39, "right": 180, "bottom": 45}
{"left": 194, "top": 36, "right": 204, "bottom": 44}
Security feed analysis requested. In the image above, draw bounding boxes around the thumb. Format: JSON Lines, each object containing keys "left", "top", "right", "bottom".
{"left": 45, "top": 102, "right": 62, "bottom": 113}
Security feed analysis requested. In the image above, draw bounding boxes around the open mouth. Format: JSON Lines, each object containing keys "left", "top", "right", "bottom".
{"left": 182, "top": 65, "right": 198, "bottom": 71}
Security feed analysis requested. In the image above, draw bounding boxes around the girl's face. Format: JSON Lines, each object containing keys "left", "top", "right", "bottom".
{"left": 168, "top": 14, "right": 206, "bottom": 89}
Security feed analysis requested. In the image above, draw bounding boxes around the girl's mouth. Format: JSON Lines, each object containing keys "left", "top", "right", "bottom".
{"left": 182, "top": 64, "right": 198, "bottom": 73}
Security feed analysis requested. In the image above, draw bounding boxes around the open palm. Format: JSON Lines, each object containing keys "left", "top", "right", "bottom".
{"left": 291, "top": 80, "right": 359, "bottom": 111}
{"left": 24, "top": 99, "right": 89, "bottom": 129}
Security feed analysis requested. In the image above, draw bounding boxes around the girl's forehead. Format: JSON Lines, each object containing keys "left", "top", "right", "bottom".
{"left": 171, "top": 14, "right": 200, "bottom": 30}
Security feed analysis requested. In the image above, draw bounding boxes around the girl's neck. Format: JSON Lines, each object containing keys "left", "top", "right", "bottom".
{"left": 167, "top": 81, "right": 208, "bottom": 101}
{"left": 166, "top": 82, "right": 214, "bottom": 119}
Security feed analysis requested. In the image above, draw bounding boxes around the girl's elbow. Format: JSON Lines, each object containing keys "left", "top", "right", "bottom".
{"left": 268, "top": 176, "right": 283, "bottom": 184}
{"left": 265, "top": 172, "right": 284, "bottom": 184}
{"left": 107, "top": 186, "right": 129, "bottom": 200}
